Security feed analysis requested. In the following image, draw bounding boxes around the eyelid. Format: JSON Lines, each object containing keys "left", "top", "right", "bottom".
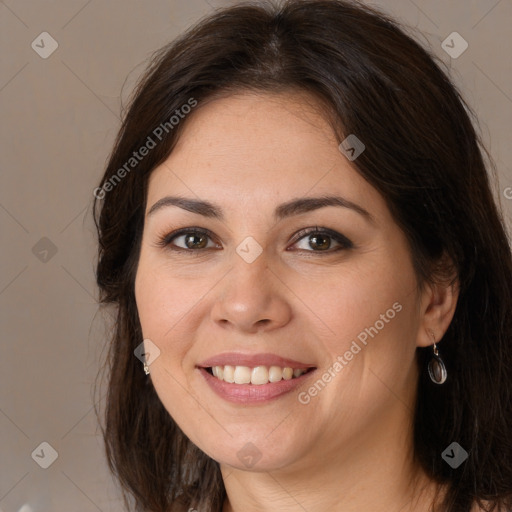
{"left": 288, "top": 226, "right": 354, "bottom": 252}
{"left": 156, "top": 225, "right": 353, "bottom": 253}
{"left": 155, "top": 226, "right": 221, "bottom": 250}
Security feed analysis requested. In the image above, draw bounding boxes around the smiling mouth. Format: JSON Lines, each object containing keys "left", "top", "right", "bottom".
{"left": 205, "top": 365, "right": 315, "bottom": 385}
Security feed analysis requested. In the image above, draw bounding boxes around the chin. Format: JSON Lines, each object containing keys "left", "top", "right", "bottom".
{"left": 201, "top": 431, "right": 306, "bottom": 472}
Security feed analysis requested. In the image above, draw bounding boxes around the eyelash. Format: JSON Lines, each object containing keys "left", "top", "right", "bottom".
{"left": 155, "top": 226, "right": 354, "bottom": 255}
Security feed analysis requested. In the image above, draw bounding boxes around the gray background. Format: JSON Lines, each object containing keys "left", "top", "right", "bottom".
{"left": 1, "top": 0, "right": 511, "bottom": 511}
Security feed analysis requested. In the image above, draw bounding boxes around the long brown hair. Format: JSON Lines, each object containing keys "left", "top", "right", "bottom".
{"left": 93, "top": 1, "right": 512, "bottom": 510}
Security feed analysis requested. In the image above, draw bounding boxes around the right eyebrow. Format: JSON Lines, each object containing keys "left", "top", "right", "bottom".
{"left": 147, "top": 194, "right": 375, "bottom": 225}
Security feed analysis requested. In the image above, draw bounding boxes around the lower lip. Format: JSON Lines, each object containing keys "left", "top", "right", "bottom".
{"left": 198, "top": 367, "right": 315, "bottom": 404}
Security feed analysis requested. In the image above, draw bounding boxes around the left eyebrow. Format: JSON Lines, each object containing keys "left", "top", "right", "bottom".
{"left": 274, "top": 196, "right": 374, "bottom": 224}
{"left": 147, "top": 195, "right": 375, "bottom": 224}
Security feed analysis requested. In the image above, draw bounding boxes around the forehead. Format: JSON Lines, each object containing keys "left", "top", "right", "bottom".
{"left": 146, "top": 91, "right": 384, "bottom": 219}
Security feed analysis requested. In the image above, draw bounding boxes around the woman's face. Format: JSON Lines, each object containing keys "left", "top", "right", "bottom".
{"left": 135, "top": 91, "right": 426, "bottom": 473}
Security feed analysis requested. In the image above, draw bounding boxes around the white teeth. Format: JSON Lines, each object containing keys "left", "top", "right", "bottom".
{"left": 268, "top": 366, "right": 283, "bottom": 382}
{"left": 223, "top": 365, "right": 235, "bottom": 383}
{"left": 251, "top": 366, "right": 269, "bottom": 385}
{"left": 210, "top": 365, "right": 310, "bottom": 384}
{"left": 234, "top": 366, "right": 251, "bottom": 384}
{"left": 282, "top": 367, "right": 293, "bottom": 380}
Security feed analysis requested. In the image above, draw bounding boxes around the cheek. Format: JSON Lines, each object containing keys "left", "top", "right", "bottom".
{"left": 135, "top": 253, "right": 218, "bottom": 377}
{"left": 293, "top": 253, "right": 416, "bottom": 349}
{"left": 296, "top": 250, "right": 419, "bottom": 408}
{"left": 135, "top": 258, "right": 191, "bottom": 358}
{"left": 134, "top": 260, "right": 207, "bottom": 433}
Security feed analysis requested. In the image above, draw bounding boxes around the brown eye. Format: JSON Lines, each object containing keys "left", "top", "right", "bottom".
{"left": 307, "top": 233, "right": 332, "bottom": 250}
{"left": 158, "top": 228, "right": 220, "bottom": 251}
{"left": 183, "top": 232, "right": 208, "bottom": 249}
{"left": 291, "top": 227, "right": 353, "bottom": 253}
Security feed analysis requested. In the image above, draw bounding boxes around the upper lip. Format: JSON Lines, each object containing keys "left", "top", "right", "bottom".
{"left": 198, "top": 352, "right": 316, "bottom": 369}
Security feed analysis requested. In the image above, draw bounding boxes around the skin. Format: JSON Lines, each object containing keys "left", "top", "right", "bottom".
{"left": 134, "top": 91, "right": 459, "bottom": 512}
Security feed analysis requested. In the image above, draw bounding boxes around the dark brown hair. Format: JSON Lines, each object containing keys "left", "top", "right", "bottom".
{"left": 93, "top": 1, "right": 512, "bottom": 511}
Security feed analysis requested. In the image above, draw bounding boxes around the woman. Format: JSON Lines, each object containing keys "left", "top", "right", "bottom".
{"left": 93, "top": 1, "right": 512, "bottom": 511}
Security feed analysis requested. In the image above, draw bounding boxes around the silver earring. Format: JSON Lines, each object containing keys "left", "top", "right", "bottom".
{"left": 143, "top": 361, "right": 150, "bottom": 375}
{"left": 427, "top": 330, "right": 447, "bottom": 385}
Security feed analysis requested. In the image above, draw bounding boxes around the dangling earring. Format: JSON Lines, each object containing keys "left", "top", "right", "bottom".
{"left": 143, "top": 360, "right": 150, "bottom": 375}
{"left": 427, "top": 329, "right": 447, "bottom": 384}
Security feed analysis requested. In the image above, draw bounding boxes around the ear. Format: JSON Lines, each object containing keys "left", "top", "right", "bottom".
{"left": 416, "top": 263, "right": 460, "bottom": 348}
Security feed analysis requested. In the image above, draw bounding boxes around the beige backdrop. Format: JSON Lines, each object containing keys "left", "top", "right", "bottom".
{"left": 1, "top": 0, "right": 511, "bottom": 510}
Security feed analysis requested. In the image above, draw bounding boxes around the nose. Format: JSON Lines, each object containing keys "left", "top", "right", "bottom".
{"left": 210, "top": 251, "right": 293, "bottom": 334}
